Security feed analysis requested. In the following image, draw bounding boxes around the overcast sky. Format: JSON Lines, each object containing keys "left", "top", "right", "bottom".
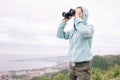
{"left": 0, "top": 0, "right": 120, "bottom": 56}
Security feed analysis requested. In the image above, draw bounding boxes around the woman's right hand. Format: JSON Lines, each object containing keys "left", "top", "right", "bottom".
{"left": 63, "top": 17, "right": 72, "bottom": 22}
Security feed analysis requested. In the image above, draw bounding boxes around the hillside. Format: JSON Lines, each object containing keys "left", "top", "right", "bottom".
{"left": 92, "top": 55, "right": 120, "bottom": 70}
{"left": 32, "top": 55, "right": 120, "bottom": 80}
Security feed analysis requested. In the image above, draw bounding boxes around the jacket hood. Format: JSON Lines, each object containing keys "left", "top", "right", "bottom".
{"left": 81, "top": 7, "right": 89, "bottom": 25}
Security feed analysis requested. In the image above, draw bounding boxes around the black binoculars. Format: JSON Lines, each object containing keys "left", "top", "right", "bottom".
{"left": 62, "top": 9, "right": 75, "bottom": 18}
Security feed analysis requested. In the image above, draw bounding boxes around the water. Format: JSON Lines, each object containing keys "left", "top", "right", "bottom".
{"left": 0, "top": 55, "right": 57, "bottom": 72}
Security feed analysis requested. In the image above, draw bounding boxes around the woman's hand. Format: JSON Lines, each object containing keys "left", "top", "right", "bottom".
{"left": 63, "top": 17, "right": 72, "bottom": 22}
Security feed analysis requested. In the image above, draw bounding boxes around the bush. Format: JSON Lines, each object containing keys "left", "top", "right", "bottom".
{"left": 53, "top": 73, "right": 65, "bottom": 80}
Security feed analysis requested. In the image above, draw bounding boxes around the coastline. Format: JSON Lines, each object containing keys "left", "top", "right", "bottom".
{"left": 1, "top": 55, "right": 120, "bottom": 79}
{"left": 0, "top": 62, "right": 68, "bottom": 80}
{"left": 0, "top": 56, "right": 68, "bottom": 80}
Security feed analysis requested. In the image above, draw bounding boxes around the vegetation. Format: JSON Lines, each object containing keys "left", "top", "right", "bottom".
{"left": 31, "top": 55, "right": 120, "bottom": 80}
{"left": 92, "top": 55, "right": 120, "bottom": 70}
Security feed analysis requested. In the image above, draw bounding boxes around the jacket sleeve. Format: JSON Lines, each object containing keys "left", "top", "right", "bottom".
{"left": 74, "top": 18, "right": 94, "bottom": 37}
{"left": 56, "top": 20, "right": 71, "bottom": 40}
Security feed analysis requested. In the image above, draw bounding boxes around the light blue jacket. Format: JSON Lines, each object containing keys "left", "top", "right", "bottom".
{"left": 57, "top": 7, "right": 94, "bottom": 62}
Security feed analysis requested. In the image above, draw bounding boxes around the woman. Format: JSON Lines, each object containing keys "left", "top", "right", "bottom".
{"left": 57, "top": 6, "right": 94, "bottom": 80}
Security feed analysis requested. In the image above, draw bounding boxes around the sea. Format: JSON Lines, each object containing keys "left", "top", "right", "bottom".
{"left": 0, "top": 55, "right": 57, "bottom": 72}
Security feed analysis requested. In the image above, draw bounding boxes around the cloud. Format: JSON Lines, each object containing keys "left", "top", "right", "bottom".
{"left": 0, "top": 0, "right": 120, "bottom": 55}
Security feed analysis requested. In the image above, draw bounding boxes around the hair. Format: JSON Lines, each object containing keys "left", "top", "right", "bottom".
{"left": 76, "top": 6, "right": 83, "bottom": 13}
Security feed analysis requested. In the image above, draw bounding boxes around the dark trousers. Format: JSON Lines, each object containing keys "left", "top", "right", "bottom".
{"left": 68, "top": 61, "right": 92, "bottom": 80}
